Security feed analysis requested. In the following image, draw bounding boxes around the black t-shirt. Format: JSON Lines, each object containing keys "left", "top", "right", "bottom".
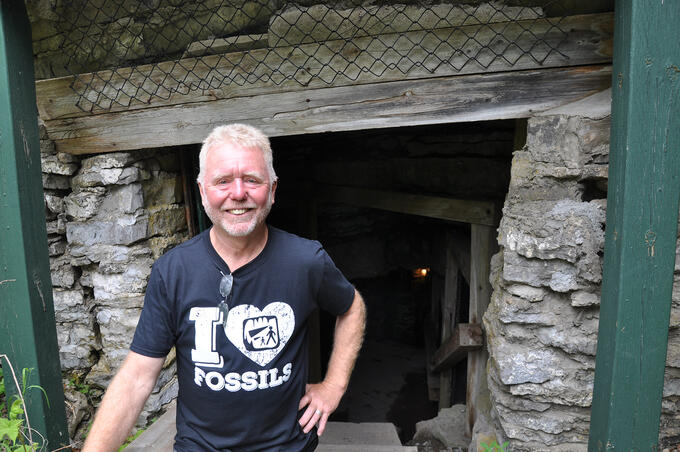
{"left": 131, "top": 226, "right": 355, "bottom": 451}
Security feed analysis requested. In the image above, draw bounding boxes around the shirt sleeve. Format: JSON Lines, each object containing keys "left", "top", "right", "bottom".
{"left": 315, "top": 248, "right": 356, "bottom": 316}
{"left": 130, "top": 263, "right": 176, "bottom": 358}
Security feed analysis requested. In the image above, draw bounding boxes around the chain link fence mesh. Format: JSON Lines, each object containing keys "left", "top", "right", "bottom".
{"left": 42, "top": 0, "right": 575, "bottom": 113}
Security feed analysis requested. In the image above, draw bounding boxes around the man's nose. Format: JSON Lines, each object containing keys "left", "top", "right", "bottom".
{"left": 230, "top": 178, "right": 247, "bottom": 200}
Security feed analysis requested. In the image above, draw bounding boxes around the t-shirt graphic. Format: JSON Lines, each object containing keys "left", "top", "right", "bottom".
{"left": 225, "top": 302, "right": 295, "bottom": 367}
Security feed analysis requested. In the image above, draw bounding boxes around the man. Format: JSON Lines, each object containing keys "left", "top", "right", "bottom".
{"left": 83, "top": 124, "right": 366, "bottom": 451}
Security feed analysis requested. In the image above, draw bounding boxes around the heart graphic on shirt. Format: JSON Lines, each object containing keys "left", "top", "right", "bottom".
{"left": 225, "top": 302, "right": 295, "bottom": 367}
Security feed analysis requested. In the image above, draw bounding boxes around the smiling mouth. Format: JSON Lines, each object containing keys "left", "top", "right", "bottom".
{"left": 225, "top": 208, "right": 254, "bottom": 215}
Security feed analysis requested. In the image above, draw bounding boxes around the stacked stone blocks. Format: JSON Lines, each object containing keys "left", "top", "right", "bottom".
{"left": 485, "top": 112, "right": 680, "bottom": 450}
{"left": 41, "top": 121, "right": 188, "bottom": 438}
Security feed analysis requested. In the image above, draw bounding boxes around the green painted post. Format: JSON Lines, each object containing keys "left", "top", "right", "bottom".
{"left": 589, "top": 1, "right": 680, "bottom": 451}
{"left": 0, "top": 1, "right": 70, "bottom": 450}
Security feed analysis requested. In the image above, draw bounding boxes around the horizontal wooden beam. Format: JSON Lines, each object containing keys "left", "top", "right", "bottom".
{"left": 431, "top": 323, "right": 483, "bottom": 372}
{"left": 313, "top": 157, "right": 511, "bottom": 200}
{"left": 317, "top": 185, "right": 497, "bottom": 226}
{"left": 35, "top": 12, "right": 612, "bottom": 121}
{"left": 44, "top": 65, "right": 612, "bottom": 155}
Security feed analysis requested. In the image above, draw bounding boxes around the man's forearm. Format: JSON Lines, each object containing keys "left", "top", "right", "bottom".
{"left": 298, "top": 290, "right": 366, "bottom": 435}
{"left": 82, "top": 352, "right": 164, "bottom": 452}
{"left": 324, "top": 290, "right": 366, "bottom": 391}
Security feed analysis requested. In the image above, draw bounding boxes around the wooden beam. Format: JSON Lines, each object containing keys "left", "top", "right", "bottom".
{"left": 448, "top": 232, "right": 471, "bottom": 285}
{"left": 183, "top": 33, "right": 268, "bottom": 58}
{"left": 425, "top": 271, "right": 443, "bottom": 402}
{"left": 43, "top": 65, "right": 611, "bottom": 155}
{"left": 466, "top": 224, "right": 496, "bottom": 436}
{"left": 317, "top": 185, "right": 497, "bottom": 226}
{"left": 0, "top": 2, "right": 69, "bottom": 449}
{"left": 439, "top": 233, "right": 460, "bottom": 409}
{"left": 431, "top": 323, "right": 483, "bottom": 373}
{"left": 35, "top": 12, "right": 613, "bottom": 121}
{"left": 588, "top": 1, "right": 680, "bottom": 450}
{"left": 180, "top": 148, "right": 199, "bottom": 237}
{"left": 315, "top": 157, "right": 511, "bottom": 200}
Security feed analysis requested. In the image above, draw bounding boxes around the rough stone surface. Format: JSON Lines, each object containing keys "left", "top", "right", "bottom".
{"left": 40, "top": 144, "right": 187, "bottom": 445}
{"left": 412, "top": 405, "right": 470, "bottom": 449}
{"left": 41, "top": 153, "right": 79, "bottom": 176}
{"left": 149, "top": 233, "right": 189, "bottom": 260}
{"left": 148, "top": 205, "right": 187, "bottom": 237}
{"left": 51, "top": 256, "right": 78, "bottom": 288}
{"left": 32, "top": 1, "right": 277, "bottom": 78}
{"left": 42, "top": 173, "right": 71, "bottom": 190}
{"left": 142, "top": 172, "right": 183, "bottom": 205}
{"left": 271, "top": 2, "right": 542, "bottom": 47}
{"left": 96, "top": 307, "right": 142, "bottom": 357}
{"left": 484, "top": 93, "right": 680, "bottom": 450}
{"left": 64, "top": 187, "right": 107, "bottom": 220}
{"left": 64, "top": 388, "right": 91, "bottom": 438}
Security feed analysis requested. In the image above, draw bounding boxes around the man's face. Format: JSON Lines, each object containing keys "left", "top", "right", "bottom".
{"left": 198, "top": 141, "right": 276, "bottom": 238}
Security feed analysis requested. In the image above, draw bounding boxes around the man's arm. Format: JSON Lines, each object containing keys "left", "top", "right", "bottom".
{"left": 82, "top": 351, "right": 165, "bottom": 452}
{"left": 298, "top": 289, "right": 366, "bottom": 436}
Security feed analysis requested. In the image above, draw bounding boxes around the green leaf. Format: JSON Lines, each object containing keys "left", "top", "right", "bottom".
{"left": 12, "top": 444, "right": 36, "bottom": 452}
{"left": 8, "top": 400, "right": 23, "bottom": 421}
{"left": 0, "top": 417, "right": 23, "bottom": 443}
{"left": 24, "top": 386, "right": 49, "bottom": 409}
{"left": 20, "top": 369, "right": 29, "bottom": 396}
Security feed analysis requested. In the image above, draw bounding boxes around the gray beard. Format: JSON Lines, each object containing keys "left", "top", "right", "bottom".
{"left": 202, "top": 191, "right": 273, "bottom": 238}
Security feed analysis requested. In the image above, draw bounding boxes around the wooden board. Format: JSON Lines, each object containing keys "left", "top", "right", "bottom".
{"left": 466, "top": 224, "right": 497, "bottom": 435}
{"left": 425, "top": 271, "right": 443, "bottom": 401}
{"left": 317, "top": 185, "right": 497, "bottom": 226}
{"left": 431, "top": 323, "right": 483, "bottom": 373}
{"left": 439, "top": 232, "right": 460, "bottom": 409}
{"left": 448, "top": 231, "right": 471, "bottom": 285}
{"left": 35, "top": 12, "right": 613, "bottom": 121}
{"left": 588, "top": 2, "right": 680, "bottom": 450}
{"left": 124, "top": 402, "right": 176, "bottom": 452}
{"left": 0, "top": 3, "right": 70, "bottom": 448}
{"left": 43, "top": 65, "right": 612, "bottom": 155}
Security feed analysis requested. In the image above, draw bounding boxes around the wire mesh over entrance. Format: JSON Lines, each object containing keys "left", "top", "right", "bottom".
{"left": 41, "top": 0, "right": 581, "bottom": 114}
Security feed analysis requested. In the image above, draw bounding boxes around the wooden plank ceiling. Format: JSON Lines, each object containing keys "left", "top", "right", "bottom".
{"left": 35, "top": 12, "right": 614, "bottom": 155}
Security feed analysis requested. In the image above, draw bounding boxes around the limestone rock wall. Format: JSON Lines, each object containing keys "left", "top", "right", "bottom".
{"left": 485, "top": 108, "right": 680, "bottom": 450}
{"left": 28, "top": 0, "right": 573, "bottom": 81}
{"left": 40, "top": 122, "right": 188, "bottom": 440}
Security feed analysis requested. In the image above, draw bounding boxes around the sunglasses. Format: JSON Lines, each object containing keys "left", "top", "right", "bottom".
{"left": 218, "top": 272, "right": 233, "bottom": 330}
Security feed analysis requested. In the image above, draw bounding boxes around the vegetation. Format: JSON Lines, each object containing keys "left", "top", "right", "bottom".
{"left": 66, "top": 378, "right": 91, "bottom": 398}
{"left": 0, "top": 356, "right": 49, "bottom": 452}
{"left": 117, "top": 429, "right": 144, "bottom": 451}
{"left": 480, "top": 440, "right": 510, "bottom": 452}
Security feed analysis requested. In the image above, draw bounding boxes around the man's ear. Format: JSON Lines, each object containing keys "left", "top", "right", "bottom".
{"left": 270, "top": 179, "right": 278, "bottom": 204}
{"left": 197, "top": 181, "right": 206, "bottom": 201}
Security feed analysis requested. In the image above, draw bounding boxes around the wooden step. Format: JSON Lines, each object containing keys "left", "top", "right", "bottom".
{"left": 320, "top": 422, "right": 402, "bottom": 445}
{"left": 124, "top": 402, "right": 176, "bottom": 452}
{"left": 126, "top": 404, "right": 416, "bottom": 451}
{"left": 317, "top": 446, "right": 418, "bottom": 452}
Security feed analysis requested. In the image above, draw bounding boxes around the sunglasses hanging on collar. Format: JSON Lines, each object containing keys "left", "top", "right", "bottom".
{"left": 218, "top": 271, "right": 233, "bottom": 332}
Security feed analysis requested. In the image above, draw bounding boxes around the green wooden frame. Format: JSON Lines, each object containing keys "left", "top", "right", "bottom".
{"left": 589, "top": 1, "right": 680, "bottom": 450}
{"left": 0, "top": 2, "right": 69, "bottom": 449}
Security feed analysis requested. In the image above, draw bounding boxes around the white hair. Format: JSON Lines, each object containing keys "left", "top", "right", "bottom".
{"left": 197, "top": 124, "right": 277, "bottom": 185}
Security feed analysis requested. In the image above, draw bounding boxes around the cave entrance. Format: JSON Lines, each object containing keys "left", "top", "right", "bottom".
{"left": 262, "top": 120, "right": 516, "bottom": 442}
